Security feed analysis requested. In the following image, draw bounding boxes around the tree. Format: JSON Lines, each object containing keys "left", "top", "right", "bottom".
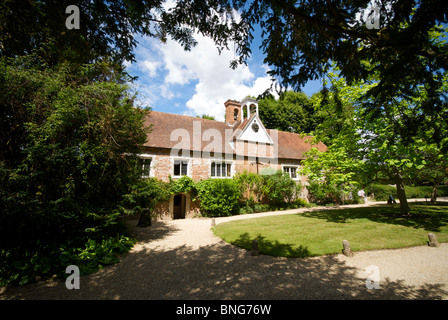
{"left": 312, "top": 61, "right": 448, "bottom": 215}
{"left": 258, "top": 91, "right": 317, "bottom": 133}
{"left": 197, "top": 114, "right": 216, "bottom": 120}
{"left": 0, "top": 58, "right": 153, "bottom": 285}
{"left": 410, "top": 141, "right": 448, "bottom": 204}
{"left": 311, "top": 86, "right": 359, "bottom": 147}
{"left": 301, "top": 143, "right": 365, "bottom": 205}
{"left": 121, "top": 178, "right": 171, "bottom": 227}
{"left": 0, "top": 0, "right": 239, "bottom": 286}
{"left": 228, "top": 1, "right": 448, "bottom": 149}
{"left": 0, "top": 0, "right": 236, "bottom": 66}
{"left": 0, "top": 0, "right": 244, "bottom": 285}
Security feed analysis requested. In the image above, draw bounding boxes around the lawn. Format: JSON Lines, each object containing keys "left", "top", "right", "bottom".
{"left": 212, "top": 202, "right": 448, "bottom": 258}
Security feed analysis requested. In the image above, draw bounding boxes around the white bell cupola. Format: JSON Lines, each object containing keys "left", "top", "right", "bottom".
{"left": 241, "top": 97, "right": 259, "bottom": 120}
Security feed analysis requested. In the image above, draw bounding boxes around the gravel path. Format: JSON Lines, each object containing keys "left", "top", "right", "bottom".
{"left": 1, "top": 200, "right": 448, "bottom": 300}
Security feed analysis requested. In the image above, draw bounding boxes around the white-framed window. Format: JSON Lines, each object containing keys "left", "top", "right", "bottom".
{"left": 283, "top": 165, "right": 299, "bottom": 180}
{"left": 138, "top": 157, "right": 152, "bottom": 178}
{"left": 211, "top": 161, "right": 232, "bottom": 178}
{"left": 173, "top": 159, "right": 189, "bottom": 177}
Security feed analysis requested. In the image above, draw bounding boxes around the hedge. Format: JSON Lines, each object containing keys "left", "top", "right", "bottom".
{"left": 366, "top": 184, "right": 448, "bottom": 201}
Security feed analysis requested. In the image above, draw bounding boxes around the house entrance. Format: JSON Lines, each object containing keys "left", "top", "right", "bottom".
{"left": 173, "top": 194, "right": 186, "bottom": 219}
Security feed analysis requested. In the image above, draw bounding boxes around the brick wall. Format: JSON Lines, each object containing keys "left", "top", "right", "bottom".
{"left": 139, "top": 147, "right": 309, "bottom": 220}
{"left": 142, "top": 146, "right": 306, "bottom": 182}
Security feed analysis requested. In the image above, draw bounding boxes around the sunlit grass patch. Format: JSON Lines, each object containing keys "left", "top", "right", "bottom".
{"left": 212, "top": 203, "right": 448, "bottom": 258}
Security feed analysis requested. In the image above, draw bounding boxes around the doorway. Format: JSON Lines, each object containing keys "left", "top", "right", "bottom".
{"left": 173, "top": 194, "right": 186, "bottom": 219}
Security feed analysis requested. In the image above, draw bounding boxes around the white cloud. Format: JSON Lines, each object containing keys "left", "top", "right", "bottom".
{"left": 156, "top": 33, "right": 275, "bottom": 120}
{"left": 141, "top": 60, "right": 160, "bottom": 77}
{"left": 130, "top": 30, "right": 276, "bottom": 121}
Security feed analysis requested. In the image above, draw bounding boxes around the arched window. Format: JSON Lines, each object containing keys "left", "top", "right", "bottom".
{"left": 234, "top": 108, "right": 239, "bottom": 120}
{"left": 250, "top": 104, "right": 257, "bottom": 115}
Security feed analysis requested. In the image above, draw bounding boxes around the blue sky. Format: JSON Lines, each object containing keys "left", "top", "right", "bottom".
{"left": 125, "top": 30, "right": 323, "bottom": 121}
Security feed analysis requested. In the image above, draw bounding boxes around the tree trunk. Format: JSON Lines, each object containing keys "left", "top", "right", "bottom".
{"left": 430, "top": 181, "right": 440, "bottom": 204}
{"left": 393, "top": 166, "right": 410, "bottom": 216}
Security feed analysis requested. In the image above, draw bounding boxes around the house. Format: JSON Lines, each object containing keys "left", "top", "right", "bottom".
{"left": 138, "top": 97, "right": 327, "bottom": 219}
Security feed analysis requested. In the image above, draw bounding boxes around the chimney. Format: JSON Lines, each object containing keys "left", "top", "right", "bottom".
{"left": 224, "top": 99, "right": 242, "bottom": 125}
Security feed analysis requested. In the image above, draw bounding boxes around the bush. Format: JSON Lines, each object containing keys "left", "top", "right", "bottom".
{"left": 307, "top": 181, "right": 342, "bottom": 205}
{"left": 195, "top": 179, "right": 240, "bottom": 217}
{"left": 235, "top": 171, "right": 266, "bottom": 205}
{"left": 365, "top": 184, "right": 397, "bottom": 201}
{"left": 294, "top": 198, "right": 309, "bottom": 208}
{"left": 307, "top": 181, "right": 362, "bottom": 205}
{"left": 0, "top": 232, "right": 135, "bottom": 287}
{"left": 238, "top": 197, "right": 308, "bottom": 214}
{"left": 439, "top": 185, "right": 448, "bottom": 197}
{"left": 169, "top": 176, "right": 196, "bottom": 195}
{"left": 0, "top": 59, "right": 146, "bottom": 286}
{"left": 366, "top": 184, "right": 448, "bottom": 201}
{"left": 263, "top": 171, "right": 302, "bottom": 205}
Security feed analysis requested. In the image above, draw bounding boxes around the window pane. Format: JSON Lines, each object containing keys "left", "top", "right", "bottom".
{"left": 226, "top": 163, "right": 232, "bottom": 177}
{"left": 138, "top": 158, "right": 144, "bottom": 173}
{"left": 181, "top": 161, "right": 188, "bottom": 176}
{"left": 211, "top": 162, "right": 216, "bottom": 177}
{"left": 222, "top": 163, "right": 226, "bottom": 177}
{"left": 291, "top": 167, "right": 296, "bottom": 179}
{"left": 142, "top": 159, "right": 151, "bottom": 176}
{"left": 283, "top": 166, "right": 299, "bottom": 178}
{"left": 216, "top": 163, "right": 221, "bottom": 177}
{"left": 174, "top": 162, "right": 180, "bottom": 176}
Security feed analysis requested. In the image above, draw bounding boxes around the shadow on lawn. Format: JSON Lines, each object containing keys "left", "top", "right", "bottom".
{"left": 3, "top": 229, "right": 447, "bottom": 300}
{"left": 232, "top": 232, "right": 311, "bottom": 258}
{"left": 301, "top": 202, "right": 448, "bottom": 232}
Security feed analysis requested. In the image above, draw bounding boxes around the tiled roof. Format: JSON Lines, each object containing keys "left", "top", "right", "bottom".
{"left": 275, "top": 130, "right": 327, "bottom": 159}
{"left": 143, "top": 111, "right": 326, "bottom": 159}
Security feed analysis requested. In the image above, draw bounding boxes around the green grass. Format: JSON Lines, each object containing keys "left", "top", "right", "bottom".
{"left": 212, "top": 202, "right": 448, "bottom": 258}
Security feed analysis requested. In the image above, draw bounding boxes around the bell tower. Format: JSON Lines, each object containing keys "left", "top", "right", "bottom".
{"left": 224, "top": 99, "right": 242, "bottom": 125}
{"left": 241, "top": 96, "right": 259, "bottom": 119}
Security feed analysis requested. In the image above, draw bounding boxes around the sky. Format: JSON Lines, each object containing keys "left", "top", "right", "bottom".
{"left": 125, "top": 30, "right": 324, "bottom": 122}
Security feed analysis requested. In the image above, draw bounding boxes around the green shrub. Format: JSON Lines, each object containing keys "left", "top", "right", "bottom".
{"left": 439, "top": 185, "right": 448, "bottom": 197}
{"left": 121, "top": 178, "right": 171, "bottom": 212}
{"left": 235, "top": 171, "right": 266, "bottom": 204}
{"left": 65, "top": 236, "right": 136, "bottom": 276}
{"left": 263, "top": 171, "right": 302, "bottom": 205}
{"left": 169, "top": 176, "right": 196, "bottom": 195}
{"left": 238, "top": 205, "right": 254, "bottom": 214}
{"left": 0, "top": 234, "right": 135, "bottom": 287}
{"left": 366, "top": 184, "right": 448, "bottom": 201}
{"left": 294, "top": 198, "right": 309, "bottom": 208}
{"left": 195, "top": 178, "right": 240, "bottom": 217}
{"left": 0, "top": 60, "right": 146, "bottom": 286}
{"left": 307, "top": 181, "right": 341, "bottom": 205}
{"left": 307, "top": 181, "right": 362, "bottom": 205}
{"left": 405, "top": 186, "right": 432, "bottom": 199}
